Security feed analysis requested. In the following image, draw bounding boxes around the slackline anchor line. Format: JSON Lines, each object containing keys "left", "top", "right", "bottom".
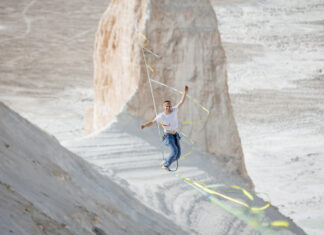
{"left": 135, "top": 26, "right": 289, "bottom": 233}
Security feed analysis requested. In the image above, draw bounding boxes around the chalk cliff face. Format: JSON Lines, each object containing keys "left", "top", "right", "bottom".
{"left": 88, "top": 0, "right": 249, "bottom": 179}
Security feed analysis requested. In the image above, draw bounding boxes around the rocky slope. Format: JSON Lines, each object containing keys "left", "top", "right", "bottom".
{"left": 0, "top": 102, "right": 186, "bottom": 235}
{"left": 66, "top": 111, "right": 306, "bottom": 235}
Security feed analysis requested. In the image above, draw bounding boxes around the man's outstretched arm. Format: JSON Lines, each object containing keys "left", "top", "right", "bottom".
{"left": 176, "top": 85, "right": 189, "bottom": 109}
{"left": 141, "top": 120, "right": 157, "bottom": 129}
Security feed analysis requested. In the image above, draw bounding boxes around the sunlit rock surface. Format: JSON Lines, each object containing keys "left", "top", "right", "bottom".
{"left": 89, "top": 0, "right": 250, "bottom": 181}
{"left": 0, "top": 0, "right": 323, "bottom": 234}
{"left": 66, "top": 110, "right": 305, "bottom": 235}
{"left": 0, "top": 102, "right": 186, "bottom": 235}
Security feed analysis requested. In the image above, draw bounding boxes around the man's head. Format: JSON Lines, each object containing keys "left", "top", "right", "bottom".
{"left": 163, "top": 100, "right": 172, "bottom": 114}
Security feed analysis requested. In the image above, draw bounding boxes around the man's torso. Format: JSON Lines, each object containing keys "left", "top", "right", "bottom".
{"left": 155, "top": 107, "right": 178, "bottom": 133}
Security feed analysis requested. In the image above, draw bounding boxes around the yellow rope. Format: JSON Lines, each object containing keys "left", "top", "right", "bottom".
{"left": 137, "top": 31, "right": 289, "bottom": 230}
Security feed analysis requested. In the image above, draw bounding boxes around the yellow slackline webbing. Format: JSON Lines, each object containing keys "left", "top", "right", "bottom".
{"left": 177, "top": 174, "right": 288, "bottom": 233}
{"left": 136, "top": 30, "right": 288, "bottom": 230}
{"left": 270, "top": 221, "right": 290, "bottom": 228}
{"left": 230, "top": 184, "right": 254, "bottom": 201}
{"left": 175, "top": 173, "right": 271, "bottom": 212}
{"left": 138, "top": 29, "right": 200, "bottom": 161}
{"left": 136, "top": 24, "right": 165, "bottom": 160}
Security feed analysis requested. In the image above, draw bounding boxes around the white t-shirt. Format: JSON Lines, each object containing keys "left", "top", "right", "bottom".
{"left": 154, "top": 107, "right": 179, "bottom": 131}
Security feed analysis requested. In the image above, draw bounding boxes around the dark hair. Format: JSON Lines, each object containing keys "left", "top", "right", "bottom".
{"left": 163, "top": 100, "right": 171, "bottom": 104}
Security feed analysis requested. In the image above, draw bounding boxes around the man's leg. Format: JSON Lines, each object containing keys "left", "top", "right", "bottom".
{"left": 175, "top": 135, "right": 181, "bottom": 160}
{"left": 164, "top": 134, "right": 178, "bottom": 168}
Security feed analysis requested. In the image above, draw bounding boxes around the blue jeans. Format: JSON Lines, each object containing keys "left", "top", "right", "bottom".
{"left": 163, "top": 133, "right": 181, "bottom": 167}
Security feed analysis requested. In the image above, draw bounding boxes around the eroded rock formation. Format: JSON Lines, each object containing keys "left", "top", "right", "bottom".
{"left": 87, "top": 0, "right": 251, "bottom": 183}
{"left": 0, "top": 102, "right": 186, "bottom": 234}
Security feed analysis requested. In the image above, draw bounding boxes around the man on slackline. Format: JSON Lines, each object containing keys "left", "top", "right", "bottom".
{"left": 140, "top": 85, "right": 189, "bottom": 171}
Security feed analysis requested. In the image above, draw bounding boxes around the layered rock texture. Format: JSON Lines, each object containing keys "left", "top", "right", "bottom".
{"left": 87, "top": 0, "right": 249, "bottom": 181}
{"left": 0, "top": 102, "right": 186, "bottom": 234}
{"left": 67, "top": 113, "right": 306, "bottom": 235}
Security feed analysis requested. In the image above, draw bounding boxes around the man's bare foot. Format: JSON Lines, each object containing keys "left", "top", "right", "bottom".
{"left": 160, "top": 160, "right": 170, "bottom": 171}
{"left": 161, "top": 165, "right": 170, "bottom": 171}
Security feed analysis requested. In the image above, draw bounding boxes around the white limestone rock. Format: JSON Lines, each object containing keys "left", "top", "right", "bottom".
{"left": 88, "top": 0, "right": 251, "bottom": 183}
{"left": 0, "top": 102, "right": 186, "bottom": 235}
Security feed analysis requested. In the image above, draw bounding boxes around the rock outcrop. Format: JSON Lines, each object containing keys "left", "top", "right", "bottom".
{"left": 87, "top": 0, "right": 251, "bottom": 183}
{"left": 0, "top": 102, "right": 186, "bottom": 234}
